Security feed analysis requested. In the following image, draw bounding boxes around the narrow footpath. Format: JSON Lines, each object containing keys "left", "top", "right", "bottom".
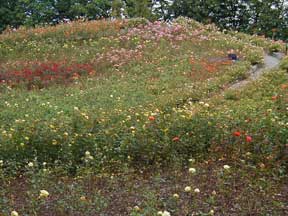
{"left": 229, "top": 53, "right": 284, "bottom": 90}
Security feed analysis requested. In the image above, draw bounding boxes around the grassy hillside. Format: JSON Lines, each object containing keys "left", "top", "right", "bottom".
{"left": 0, "top": 18, "right": 287, "bottom": 215}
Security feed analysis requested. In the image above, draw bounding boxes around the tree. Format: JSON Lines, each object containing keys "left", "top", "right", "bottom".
{"left": 112, "top": 0, "right": 123, "bottom": 18}
{"left": 0, "top": 0, "right": 25, "bottom": 31}
{"left": 20, "top": 0, "right": 56, "bottom": 26}
{"left": 152, "top": 0, "right": 173, "bottom": 20}
{"left": 124, "top": 0, "right": 155, "bottom": 20}
{"left": 85, "top": 0, "right": 111, "bottom": 19}
{"left": 171, "top": 0, "right": 288, "bottom": 40}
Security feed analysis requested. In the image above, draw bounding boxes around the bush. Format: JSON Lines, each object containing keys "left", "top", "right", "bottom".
{"left": 280, "top": 57, "right": 288, "bottom": 72}
{"left": 244, "top": 47, "right": 264, "bottom": 65}
{"left": 269, "top": 43, "right": 283, "bottom": 53}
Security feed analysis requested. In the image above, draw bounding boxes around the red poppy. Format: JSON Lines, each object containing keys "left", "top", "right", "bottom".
{"left": 246, "top": 136, "right": 252, "bottom": 142}
{"left": 233, "top": 131, "right": 241, "bottom": 137}
{"left": 148, "top": 116, "right": 155, "bottom": 121}
{"left": 172, "top": 136, "right": 180, "bottom": 142}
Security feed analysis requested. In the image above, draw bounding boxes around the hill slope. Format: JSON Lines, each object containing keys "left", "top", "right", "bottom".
{"left": 0, "top": 18, "right": 287, "bottom": 215}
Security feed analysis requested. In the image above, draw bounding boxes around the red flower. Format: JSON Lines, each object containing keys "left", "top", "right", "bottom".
{"left": 172, "top": 136, "right": 180, "bottom": 142}
{"left": 233, "top": 131, "right": 241, "bottom": 137}
{"left": 148, "top": 116, "right": 155, "bottom": 121}
{"left": 246, "top": 136, "right": 252, "bottom": 142}
{"left": 271, "top": 96, "right": 278, "bottom": 101}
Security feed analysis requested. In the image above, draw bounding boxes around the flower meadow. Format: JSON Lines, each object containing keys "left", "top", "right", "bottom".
{"left": 0, "top": 18, "right": 287, "bottom": 215}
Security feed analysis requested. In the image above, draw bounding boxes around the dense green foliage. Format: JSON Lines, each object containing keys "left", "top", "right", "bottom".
{"left": 172, "top": 0, "right": 288, "bottom": 40}
{"left": 1, "top": 0, "right": 287, "bottom": 40}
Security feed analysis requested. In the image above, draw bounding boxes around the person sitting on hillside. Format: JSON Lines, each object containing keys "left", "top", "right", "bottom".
{"left": 227, "top": 49, "right": 238, "bottom": 61}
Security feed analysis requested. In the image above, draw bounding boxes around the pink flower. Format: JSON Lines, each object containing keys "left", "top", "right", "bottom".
{"left": 172, "top": 136, "right": 180, "bottom": 142}
{"left": 246, "top": 136, "right": 252, "bottom": 142}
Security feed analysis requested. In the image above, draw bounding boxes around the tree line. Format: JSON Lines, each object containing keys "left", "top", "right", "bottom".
{"left": 0, "top": 0, "right": 287, "bottom": 40}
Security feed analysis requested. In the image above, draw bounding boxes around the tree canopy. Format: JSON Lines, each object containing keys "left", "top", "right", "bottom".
{"left": 0, "top": 0, "right": 287, "bottom": 40}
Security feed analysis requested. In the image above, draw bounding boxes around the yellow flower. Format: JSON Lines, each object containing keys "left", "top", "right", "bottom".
{"left": 80, "top": 196, "right": 86, "bottom": 201}
{"left": 184, "top": 186, "right": 191, "bottom": 192}
{"left": 173, "top": 193, "right": 179, "bottom": 199}
{"left": 133, "top": 206, "right": 140, "bottom": 211}
{"left": 162, "top": 211, "right": 171, "bottom": 216}
{"left": 189, "top": 167, "right": 196, "bottom": 174}
{"left": 39, "top": 190, "right": 49, "bottom": 198}
{"left": 11, "top": 211, "right": 19, "bottom": 216}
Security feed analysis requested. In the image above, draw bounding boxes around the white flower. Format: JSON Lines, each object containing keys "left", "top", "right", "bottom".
{"left": 204, "top": 103, "right": 210, "bottom": 107}
{"left": 184, "top": 186, "right": 191, "bottom": 192}
{"left": 157, "top": 211, "right": 171, "bottom": 216}
{"left": 11, "top": 211, "right": 19, "bottom": 216}
{"left": 28, "top": 162, "right": 34, "bottom": 167}
{"left": 199, "top": 101, "right": 205, "bottom": 105}
{"left": 85, "top": 151, "right": 91, "bottom": 156}
{"left": 0, "top": 160, "right": 3, "bottom": 166}
{"left": 133, "top": 206, "right": 140, "bottom": 211}
{"left": 223, "top": 165, "right": 231, "bottom": 170}
{"left": 212, "top": 190, "right": 217, "bottom": 196}
{"left": 209, "top": 209, "right": 215, "bottom": 215}
{"left": 194, "top": 188, "right": 200, "bottom": 193}
{"left": 74, "top": 106, "right": 79, "bottom": 111}
{"left": 162, "top": 211, "right": 171, "bottom": 216}
{"left": 39, "top": 190, "right": 49, "bottom": 198}
{"left": 188, "top": 158, "right": 195, "bottom": 163}
{"left": 173, "top": 193, "right": 179, "bottom": 199}
{"left": 189, "top": 167, "right": 196, "bottom": 174}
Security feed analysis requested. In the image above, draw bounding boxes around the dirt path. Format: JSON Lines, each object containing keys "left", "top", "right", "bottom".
{"left": 229, "top": 53, "right": 284, "bottom": 90}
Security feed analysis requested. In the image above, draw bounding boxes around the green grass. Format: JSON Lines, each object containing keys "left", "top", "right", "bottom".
{"left": 0, "top": 18, "right": 287, "bottom": 215}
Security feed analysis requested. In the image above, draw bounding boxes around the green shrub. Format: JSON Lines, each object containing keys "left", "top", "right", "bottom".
{"left": 224, "top": 90, "right": 240, "bottom": 100}
{"left": 126, "top": 18, "right": 149, "bottom": 28}
{"left": 280, "top": 57, "right": 288, "bottom": 72}
{"left": 269, "top": 43, "right": 283, "bottom": 53}
{"left": 244, "top": 48, "right": 264, "bottom": 65}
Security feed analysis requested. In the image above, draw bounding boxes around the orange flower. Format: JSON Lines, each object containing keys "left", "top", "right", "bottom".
{"left": 148, "top": 116, "right": 155, "bottom": 121}
{"left": 281, "top": 84, "right": 288, "bottom": 89}
{"left": 233, "top": 131, "right": 241, "bottom": 137}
